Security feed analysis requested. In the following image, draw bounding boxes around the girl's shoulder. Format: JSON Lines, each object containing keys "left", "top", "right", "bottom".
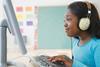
{"left": 90, "top": 37, "right": 100, "bottom": 51}
{"left": 92, "top": 37, "right": 100, "bottom": 45}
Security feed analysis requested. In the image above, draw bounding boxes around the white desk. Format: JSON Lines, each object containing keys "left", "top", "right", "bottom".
{"left": 7, "top": 47, "right": 72, "bottom": 67}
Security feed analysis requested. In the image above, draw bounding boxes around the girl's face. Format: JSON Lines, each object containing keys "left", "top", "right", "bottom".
{"left": 64, "top": 9, "right": 80, "bottom": 37}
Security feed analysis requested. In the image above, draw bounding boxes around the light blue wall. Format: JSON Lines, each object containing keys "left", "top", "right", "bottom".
{"left": 38, "top": 6, "right": 72, "bottom": 49}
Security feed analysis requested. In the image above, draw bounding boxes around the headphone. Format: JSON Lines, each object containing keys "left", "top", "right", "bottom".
{"left": 79, "top": 2, "right": 91, "bottom": 31}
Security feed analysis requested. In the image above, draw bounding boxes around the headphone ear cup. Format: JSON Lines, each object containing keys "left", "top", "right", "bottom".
{"left": 79, "top": 18, "right": 90, "bottom": 31}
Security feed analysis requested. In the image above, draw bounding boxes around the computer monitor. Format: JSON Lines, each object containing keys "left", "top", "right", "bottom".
{"left": 3, "top": 0, "right": 27, "bottom": 55}
{"left": 0, "top": 0, "right": 27, "bottom": 67}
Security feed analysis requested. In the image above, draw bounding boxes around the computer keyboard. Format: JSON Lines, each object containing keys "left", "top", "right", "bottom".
{"left": 32, "top": 55, "right": 66, "bottom": 67}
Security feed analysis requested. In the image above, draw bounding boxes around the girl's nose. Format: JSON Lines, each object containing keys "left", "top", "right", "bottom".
{"left": 64, "top": 22, "right": 68, "bottom": 27}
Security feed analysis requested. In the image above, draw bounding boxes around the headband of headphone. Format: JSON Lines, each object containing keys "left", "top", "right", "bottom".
{"left": 86, "top": 2, "right": 91, "bottom": 18}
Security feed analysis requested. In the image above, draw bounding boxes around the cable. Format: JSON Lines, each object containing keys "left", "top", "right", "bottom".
{"left": 71, "top": 37, "right": 74, "bottom": 60}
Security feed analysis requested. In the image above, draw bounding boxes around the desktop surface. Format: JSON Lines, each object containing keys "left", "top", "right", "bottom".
{"left": 7, "top": 47, "right": 71, "bottom": 67}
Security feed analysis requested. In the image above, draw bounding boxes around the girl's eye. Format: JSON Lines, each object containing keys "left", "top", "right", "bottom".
{"left": 64, "top": 18, "right": 72, "bottom": 23}
{"left": 66, "top": 18, "right": 72, "bottom": 21}
{"left": 64, "top": 15, "right": 72, "bottom": 22}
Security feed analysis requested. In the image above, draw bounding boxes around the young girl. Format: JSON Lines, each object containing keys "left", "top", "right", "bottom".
{"left": 49, "top": 1, "right": 100, "bottom": 67}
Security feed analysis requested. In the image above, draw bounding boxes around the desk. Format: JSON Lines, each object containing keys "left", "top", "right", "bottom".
{"left": 7, "top": 47, "right": 72, "bottom": 67}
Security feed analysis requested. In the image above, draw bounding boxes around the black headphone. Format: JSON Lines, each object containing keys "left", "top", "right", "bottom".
{"left": 79, "top": 2, "right": 91, "bottom": 31}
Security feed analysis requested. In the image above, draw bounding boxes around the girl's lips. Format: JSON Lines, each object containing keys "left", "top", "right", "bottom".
{"left": 64, "top": 26, "right": 69, "bottom": 32}
{"left": 65, "top": 27, "right": 69, "bottom": 31}
{"left": 65, "top": 29, "right": 69, "bottom": 32}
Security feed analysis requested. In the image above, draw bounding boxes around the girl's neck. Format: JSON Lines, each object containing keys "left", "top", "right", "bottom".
{"left": 78, "top": 32, "right": 92, "bottom": 46}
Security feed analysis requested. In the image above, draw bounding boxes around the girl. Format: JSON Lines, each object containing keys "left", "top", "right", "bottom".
{"left": 49, "top": 1, "right": 100, "bottom": 67}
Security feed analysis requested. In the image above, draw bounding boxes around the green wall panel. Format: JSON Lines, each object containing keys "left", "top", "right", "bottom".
{"left": 38, "top": 6, "right": 71, "bottom": 49}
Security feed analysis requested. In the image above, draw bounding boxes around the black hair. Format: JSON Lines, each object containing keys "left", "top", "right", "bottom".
{"left": 68, "top": 1, "right": 100, "bottom": 38}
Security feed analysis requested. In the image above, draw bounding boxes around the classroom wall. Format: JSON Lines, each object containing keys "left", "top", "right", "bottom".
{"left": 7, "top": 0, "right": 67, "bottom": 49}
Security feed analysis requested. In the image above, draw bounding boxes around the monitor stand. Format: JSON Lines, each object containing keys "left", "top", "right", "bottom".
{"left": 0, "top": 19, "right": 8, "bottom": 67}
{"left": 0, "top": 19, "right": 26, "bottom": 67}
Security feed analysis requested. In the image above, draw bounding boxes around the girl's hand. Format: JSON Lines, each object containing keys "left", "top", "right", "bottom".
{"left": 48, "top": 55, "right": 72, "bottom": 67}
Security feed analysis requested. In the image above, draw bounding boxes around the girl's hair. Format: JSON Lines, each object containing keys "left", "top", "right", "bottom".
{"left": 68, "top": 1, "right": 100, "bottom": 38}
